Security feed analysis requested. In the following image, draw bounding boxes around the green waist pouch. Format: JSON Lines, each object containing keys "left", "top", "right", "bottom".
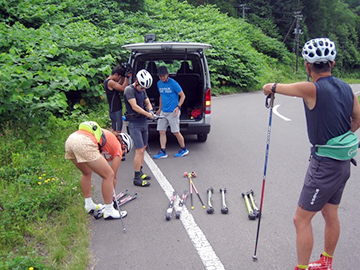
{"left": 315, "top": 131, "right": 359, "bottom": 160}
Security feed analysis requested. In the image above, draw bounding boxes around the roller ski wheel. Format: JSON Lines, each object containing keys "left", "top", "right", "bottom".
{"left": 175, "top": 190, "right": 188, "bottom": 219}
{"left": 165, "top": 191, "right": 177, "bottom": 221}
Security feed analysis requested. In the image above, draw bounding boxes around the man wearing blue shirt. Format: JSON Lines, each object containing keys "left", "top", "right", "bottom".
{"left": 153, "top": 66, "right": 189, "bottom": 159}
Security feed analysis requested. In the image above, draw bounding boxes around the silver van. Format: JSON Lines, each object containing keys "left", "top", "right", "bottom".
{"left": 123, "top": 39, "right": 212, "bottom": 142}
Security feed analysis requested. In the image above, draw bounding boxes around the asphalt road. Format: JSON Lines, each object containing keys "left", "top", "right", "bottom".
{"left": 90, "top": 85, "right": 360, "bottom": 269}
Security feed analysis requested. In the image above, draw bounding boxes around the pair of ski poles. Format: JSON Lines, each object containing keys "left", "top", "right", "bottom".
{"left": 183, "top": 171, "right": 206, "bottom": 210}
{"left": 252, "top": 92, "right": 275, "bottom": 261}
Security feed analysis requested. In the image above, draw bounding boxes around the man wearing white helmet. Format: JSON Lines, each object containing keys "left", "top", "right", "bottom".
{"left": 263, "top": 38, "right": 360, "bottom": 270}
{"left": 124, "top": 69, "right": 154, "bottom": 187}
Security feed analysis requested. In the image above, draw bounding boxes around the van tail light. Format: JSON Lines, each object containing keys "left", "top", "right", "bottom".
{"left": 205, "top": 88, "right": 211, "bottom": 114}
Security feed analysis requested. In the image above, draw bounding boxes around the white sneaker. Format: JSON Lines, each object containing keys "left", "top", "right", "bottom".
{"left": 85, "top": 203, "right": 105, "bottom": 213}
{"left": 104, "top": 208, "right": 128, "bottom": 220}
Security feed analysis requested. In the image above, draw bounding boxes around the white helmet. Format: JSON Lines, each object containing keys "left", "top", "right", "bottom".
{"left": 302, "top": 38, "right": 336, "bottom": 64}
{"left": 118, "top": 133, "right": 133, "bottom": 154}
{"left": 136, "top": 69, "right": 153, "bottom": 89}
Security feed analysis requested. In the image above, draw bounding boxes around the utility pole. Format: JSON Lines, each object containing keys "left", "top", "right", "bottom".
{"left": 234, "top": 3, "right": 249, "bottom": 20}
{"left": 293, "top": 11, "right": 303, "bottom": 72}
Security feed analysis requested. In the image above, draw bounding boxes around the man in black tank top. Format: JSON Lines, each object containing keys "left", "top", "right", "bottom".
{"left": 262, "top": 38, "right": 360, "bottom": 270}
{"left": 104, "top": 65, "right": 132, "bottom": 134}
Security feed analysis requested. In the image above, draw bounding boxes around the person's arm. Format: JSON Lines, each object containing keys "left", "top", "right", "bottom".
{"left": 263, "top": 82, "right": 316, "bottom": 109}
{"left": 108, "top": 77, "right": 129, "bottom": 92}
{"left": 110, "top": 155, "right": 121, "bottom": 189}
{"left": 144, "top": 97, "right": 153, "bottom": 112}
{"left": 127, "top": 98, "right": 153, "bottom": 118}
{"left": 156, "top": 96, "right": 162, "bottom": 115}
{"left": 350, "top": 93, "right": 360, "bottom": 132}
{"left": 174, "top": 90, "right": 186, "bottom": 116}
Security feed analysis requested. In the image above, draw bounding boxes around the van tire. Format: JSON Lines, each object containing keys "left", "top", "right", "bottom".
{"left": 197, "top": 133, "right": 207, "bottom": 142}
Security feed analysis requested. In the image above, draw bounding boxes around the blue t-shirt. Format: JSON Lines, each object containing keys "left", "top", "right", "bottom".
{"left": 304, "top": 76, "right": 353, "bottom": 146}
{"left": 157, "top": 78, "right": 182, "bottom": 112}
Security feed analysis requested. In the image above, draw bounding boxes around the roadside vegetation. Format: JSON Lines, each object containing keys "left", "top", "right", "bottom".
{"left": 1, "top": 0, "right": 359, "bottom": 268}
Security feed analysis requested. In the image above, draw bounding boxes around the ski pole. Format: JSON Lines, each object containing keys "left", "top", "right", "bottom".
{"left": 190, "top": 178, "right": 206, "bottom": 209}
{"left": 184, "top": 172, "right": 194, "bottom": 209}
{"left": 113, "top": 189, "right": 126, "bottom": 234}
{"left": 253, "top": 92, "right": 275, "bottom": 261}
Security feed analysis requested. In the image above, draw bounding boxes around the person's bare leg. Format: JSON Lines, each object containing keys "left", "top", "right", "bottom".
{"left": 293, "top": 206, "right": 317, "bottom": 265}
{"left": 173, "top": 131, "right": 185, "bottom": 148}
{"left": 321, "top": 203, "right": 340, "bottom": 256}
{"left": 84, "top": 157, "right": 114, "bottom": 204}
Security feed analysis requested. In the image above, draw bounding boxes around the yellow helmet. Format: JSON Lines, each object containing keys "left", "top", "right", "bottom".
{"left": 78, "top": 121, "right": 102, "bottom": 143}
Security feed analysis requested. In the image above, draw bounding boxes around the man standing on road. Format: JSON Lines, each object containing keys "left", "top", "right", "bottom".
{"left": 104, "top": 65, "right": 131, "bottom": 134}
{"left": 124, "top": 69, "right": 154, "bottom": 187}
{"left": 153, "top": 66, "right": 189, "bottom": 159}
{"left": 263, "top": 38, "right": 360, "bottom": 270}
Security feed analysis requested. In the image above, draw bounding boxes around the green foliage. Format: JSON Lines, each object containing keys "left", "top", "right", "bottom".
{"left": 0, "top": 0, "right": 300, "bottom": 123}
{"left": 0, "top": 112, "right": 103, "bottom": 269}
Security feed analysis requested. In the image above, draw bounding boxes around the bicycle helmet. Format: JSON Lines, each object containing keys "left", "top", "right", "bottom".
{"left": 302, "top": 38, "right": 336, "bottom": 64}
{"left": 136, "top": 69, "right": 153, "bottom": 89}
{"left": 79, "top": 121, "right": 102, "bottom": 143}
{"left": 118, "top": 133, "right": 133, "bottom": 154}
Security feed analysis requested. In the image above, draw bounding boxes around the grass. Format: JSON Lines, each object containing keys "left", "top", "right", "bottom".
{"left": 0, "top": 111, "right": 104, "bottom": 270}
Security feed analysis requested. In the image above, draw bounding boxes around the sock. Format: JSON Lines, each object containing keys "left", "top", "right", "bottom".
{"left": 322, "top": 251, "right": 333, "bottom": 258}
{"left": 134, "top": 171, "right": 141, "bottom": 178}
{"left": 85, "top": 197, "right": 94, "bottom": 206}
{"left": 161, "top": 148, "right": 166, "bottom": 153}
{"left": 296, "top": 265, "right": 308, "bottom": 269}
{"left": 181, "top": 146, "right": 186, "bottom": 150}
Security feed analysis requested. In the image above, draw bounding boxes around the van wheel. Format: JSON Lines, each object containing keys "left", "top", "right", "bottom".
{"left": 197, "top": 134, "right": 207, "bottom": 142}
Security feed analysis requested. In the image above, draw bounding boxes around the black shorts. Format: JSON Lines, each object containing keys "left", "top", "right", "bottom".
{"left": 298, "top": 155, "right": 351, "bottom": 212}
{"left": 128, "top": 120, "right": 148, "bottom": 149}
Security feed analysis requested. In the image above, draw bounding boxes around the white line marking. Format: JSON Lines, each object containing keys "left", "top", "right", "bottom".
{"left": 273, "top": 104, "right": 292, "bottom": 121}
{"left": 144, "top": 152, "right": 225, "bottom": 270}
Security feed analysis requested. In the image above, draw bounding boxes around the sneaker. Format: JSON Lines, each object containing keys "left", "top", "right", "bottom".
{"left": 308, "top": 255, "right": 332, "bottom": 270}
{"left": 103, "top": 208, "right": 128, "bottom": 220}
{"left": 133, "top": 178, "right": 150, "bottom": 187}
{"left": 174, "top": 148, "right": 189, "bottom": 157}
{"left": 153, "top": 150, "right": 168, "bottom": 159}
{"left": 85, "top": 203, "right": 104, "bottom": 214}
{"left": 294, "top": 267, "right": 308, "bottom": 270}
{"left": 140, "top": 173, "right": 151, "bottom": 180}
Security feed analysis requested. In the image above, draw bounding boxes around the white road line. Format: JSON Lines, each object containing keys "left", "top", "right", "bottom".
{"left": 144, "top": 152, "right": 225, "bottom": 270}
{"left": 273, "top": 104, "right": 292, "bottom": 121}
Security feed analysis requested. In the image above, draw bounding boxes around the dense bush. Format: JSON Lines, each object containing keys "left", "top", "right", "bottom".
{"left": 0, "top": 0, "right": 297, "bottom": 124}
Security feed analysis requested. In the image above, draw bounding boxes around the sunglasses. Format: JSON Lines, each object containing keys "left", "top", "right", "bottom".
{"left": 136, "top": 83, "right": 146, "bottom": 90}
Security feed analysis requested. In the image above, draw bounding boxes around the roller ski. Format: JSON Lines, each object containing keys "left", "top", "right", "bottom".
{"left": 242, "top": 191, "right": 257, "bottom": 220}
{"left": 183, "top": 171, "right": 206, "bottom": 209}
{"left": 248, "top": 189, "right": 260, "bottom": 218}
{"left": 118, "top": 192, "right": 137, "bottom": 207}
{"left": 175, "top": 190, "right": 188, "bottom": 219}
{"left": 93, "top": 190, "right": 136, "bottom": 220}
{"left": 206, "top": 187, "right": 214, "bottom": 214}
{"left": 220, "top": 188, "right": 229, "bottom": 214}
{"left": 165, "top": 191, "right": 177, "bottom": 221}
